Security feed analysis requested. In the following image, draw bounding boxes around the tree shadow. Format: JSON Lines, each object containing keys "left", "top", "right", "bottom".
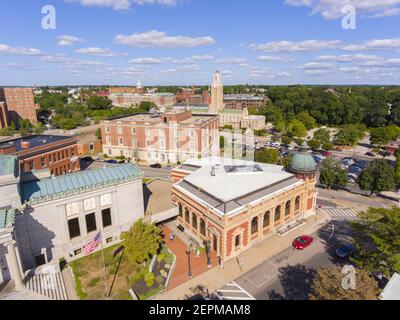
{"left": 183, "top": 284, "right": 210, "bottom": 300}
{"left": 267, "top": 264, "right": 317, "bottom": 300}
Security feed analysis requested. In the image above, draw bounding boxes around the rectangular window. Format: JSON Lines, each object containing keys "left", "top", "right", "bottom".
{"left": 68, "top": 218, "right": 81, "bottom": 239}
{"left": 40, "top": 157, "right": 46, "bottom": 167}
{"left": 101, "top": 208, "right": 112, "bottom": 228}
{"left": 118, "top": 137, "right": 123, "bottom": 145}
{"left": 71, "top": 148, "right": 75, "bottom": 156}
{"left": 29, "top": 160, "right": 34, "bottom": 171}
{"left": 66, "top": 149, "right": 69, "bottom": 158}
{"left": 105, "top": 126, "right": 110, "bottom": 133}
{"left": 85, "top": 213, "right": 97, "bottom": 234}
{"left": 131, "top": 128, "right": 136, "bottom": 135}
{"left": 117, "top": 126, "right": 123, "bottom": 134}
{"left": 74, "top": 248, "right": 82, "bottom": 256}
{"left": 235, "top": 235, "right": 240, "bottom": 248}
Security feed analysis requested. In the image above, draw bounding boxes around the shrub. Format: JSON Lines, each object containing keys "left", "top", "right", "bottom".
{"left": 88, "top": 277, "right": 102, "bottom": 288}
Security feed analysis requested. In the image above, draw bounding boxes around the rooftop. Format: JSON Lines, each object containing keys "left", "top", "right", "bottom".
{"left": 380, "top": 273, "right": 400, "bottom": 300}
{"left": 0, "top": 155, "right": 18, "bottom": 177}
{"left": 0, "top": 135, "right": 73, "bottom": 152}
{"left": 21, "top": 164, "right": 143, "bottom": 204}
{"left": 224, "top": 94, "right": 267, "bottom": 101}
{"left": 174, "top": 157, "right": 301, "bottom": 215}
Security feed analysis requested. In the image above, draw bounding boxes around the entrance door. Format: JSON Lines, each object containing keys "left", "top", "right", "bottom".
{"left": 212, "top": 234, "right": 218, "bottom": 253}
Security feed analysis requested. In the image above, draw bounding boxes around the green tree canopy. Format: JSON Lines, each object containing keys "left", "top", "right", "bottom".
{"left": 319, "top": 157, "right": 348, "bottom": 189}
{"left": 86, "top": 96, "right": 113, "bottom": 110}
{"left": 255, "top": 148, "right": 280, "bottom": 165}
{"left": 121, "top": 219, "right": 163, "bottom": 265}
{"left": 350, "top": 207, "right": 400, "bottom": 276}
{"left": 358, "top": 159, "right": 395, "bottom": 195}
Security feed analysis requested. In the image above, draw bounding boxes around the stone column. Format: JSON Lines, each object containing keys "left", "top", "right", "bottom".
{"left": 6, "top": 241, "right": 24, "bottom": 291}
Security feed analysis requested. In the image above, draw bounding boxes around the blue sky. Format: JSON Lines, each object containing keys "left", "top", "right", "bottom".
{"left": 0, "top": 0, "right": 400, "bottom": 86}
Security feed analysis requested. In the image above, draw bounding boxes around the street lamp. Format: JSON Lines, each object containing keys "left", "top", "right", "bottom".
{"left": 205, "top": 240, "right": 212, "bottom": 268}
{"left": 186, "top": 244, "right": 193, "bottom": 278}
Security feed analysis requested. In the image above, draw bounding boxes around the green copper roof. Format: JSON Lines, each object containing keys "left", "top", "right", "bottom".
{"left": 290, "top": 142, "right": 317, "bottom": 173}
{"left": 21, "top": 164, "right": 143, "bottom": 204}
{"left": 0, "top": 156, "right": 18, "bottom": 177}
{"left": 0, "top": 209, "right": 15, "bottom": 229}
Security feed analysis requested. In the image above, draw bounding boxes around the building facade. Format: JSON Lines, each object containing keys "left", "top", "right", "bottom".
{"left": 0, "top": 135, "right": 80, "bottom": 176}
{"left": 101, "top": 110, "right": 220, "bottom": 165}
{"left": 0, "top": 157, "right": 144, "bottom": 287}
{"left": 0, "top": 88, "right": 38, "bottom": 125}
{"left": 170, "top": 155, "right": 317, "bottom": 262}
{"left": 210, "top": 71, "right": 224, "bottom": 113}
{"left": 224, "top": 94, "right": 269, "bottom": 110}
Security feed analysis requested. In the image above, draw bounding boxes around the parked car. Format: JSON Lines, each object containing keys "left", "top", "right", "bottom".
{"left": 365, "top": 151, "right": 376, "bottom": 157}
{"left": 322, "top": 151, "right": 333, "bottom": 157}
{"left": 106, "top": 159, "right": 118, "bottom": 164}
{"left": 335, "top": 244, "right": 356, "bottom": 258}
{"left": 150, "top": 163, "right": 162, "bottom": 169}
{"left": 380, "top": 151, "right": 391, "bottom": 157}
{"left": 292, "top": 235, "right": 314, "bottom": 250}
{"left": 81, "top": 156, "right": 93, "bottom": 162}
{"left": 354, "top": 160, "right": 369, "bottom": 170}
{"left": 164, "top": 166, "right": 174, "bottom": 170}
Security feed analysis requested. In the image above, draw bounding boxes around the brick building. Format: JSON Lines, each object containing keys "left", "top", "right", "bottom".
{"left": 0, "top": 135, "right": 80, "bottom": 176}
{"left": 0, "top": 88, "right": 39, "bottom": 125}
{"left": 224, "top": 94, "right": 269, "bottom": 110}
{"left": 170, "top": 150, "right": 317, "bottom": 262}
{"left": 101, "top": 110, "right": 220, "bottom": 165}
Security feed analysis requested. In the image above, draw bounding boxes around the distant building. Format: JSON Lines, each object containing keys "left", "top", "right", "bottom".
{"left": 0, "top": 135, "right": 80, "bottom": 176}
{"left": 170, "top": 152, "right": 317, "bottom": 262}
{"left": 224, "top": 94, "right": 269, "bottom": 110}
{"left": 0, "top": 102, "right": 9, "bottom": 129}
{"left": 76, "top": 132, "right": 102, "bottom": 156}
{"left": 210, "top": 71, "right": 224, "bottom": 113}
{"left": 176, "top": 86, "right": 210, "bottom": 105}
{"left": 109, "top": 92, "right": 176, "bottom": 110}
{"left": 101, "top": 109, "right": 220, "bottom": 165}
{"left": 0, "top": 88, "right": 39, "bottom": 126}
{"left": 0, "top": 156, "right": 144, "bottom": 287}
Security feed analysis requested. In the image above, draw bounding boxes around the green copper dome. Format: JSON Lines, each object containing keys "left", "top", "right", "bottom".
{"left": 290, "top": 142, "right": 317, "bottom": 173}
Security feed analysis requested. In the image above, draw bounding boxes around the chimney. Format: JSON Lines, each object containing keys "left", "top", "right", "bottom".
{"left": 21, "top": 141, "right": 30, "bottom": 149}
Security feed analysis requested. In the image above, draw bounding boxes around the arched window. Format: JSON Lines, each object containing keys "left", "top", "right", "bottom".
{"left": 178, "top": 204, "right": 183, "bottom": 218}
{"left": 251, "top": 217, "right": 259, "bottom": 235}
{"left": 263, "top": 211, "right": 270, "bottom": 228}
{"left": 295, "top": 196, "right": 301, "bottom": 211}
{"left": 275, "top": 206, "right": 281, "bottom": 222}
{"left": 285, "top": 201, "right": 291, "bottom": 216}
{"left": 192, "top": 213, "right": 198, "bottom": 230}
{"left": 200, "top": 219, "right": 206, "bottom": 237}
{"left": 185, "top": 208, "right": 190, "bottom": 224}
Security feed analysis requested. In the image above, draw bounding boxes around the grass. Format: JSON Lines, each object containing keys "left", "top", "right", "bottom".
{"left": 69, "top": 244, "right": 174, "bottom": 300}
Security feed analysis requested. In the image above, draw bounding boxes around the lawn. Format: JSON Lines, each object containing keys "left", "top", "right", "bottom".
{"left": 70, "top": 243, "right": 174, "bottom": 300}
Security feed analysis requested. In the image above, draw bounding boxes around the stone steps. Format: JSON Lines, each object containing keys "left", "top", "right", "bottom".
{"left": 25, "top": 272, "right": 68, "bottom": 300}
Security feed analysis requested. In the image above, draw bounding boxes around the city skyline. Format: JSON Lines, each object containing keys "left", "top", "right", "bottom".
{"left": 0, "top": 0, "right": 400, "bottom": 86}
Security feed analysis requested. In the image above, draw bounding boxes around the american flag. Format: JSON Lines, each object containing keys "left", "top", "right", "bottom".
{"left": 83, "top": 232, "right": 102, "bottom": 255}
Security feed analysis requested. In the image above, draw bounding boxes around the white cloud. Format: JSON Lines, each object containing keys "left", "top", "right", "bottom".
{"left": 115, "top": 30, "right": 215, "bottom": 48}
{"left": 129, "top": 57, "right": 169, "bottom": 64}
{"left": 284, "top": 0, "right": 400, "bottom": 20}
{"left": 66, "top": 0, "right": 180, "bottom": 11}
{"left": 58, "top": 35, "right": 85, "bottom": 46}
{"left": 214, "top": 58, "right": 247, "bottom": 64}
{"left": 342, "top": 38, "right": 400, "bottom": 51}
{"left": 41, "top": 54, "right": 110, "bottom": 69}
{"left": 0, "top": 44, "right": 43, "bottom": 56}
{"left": 257, "top": 55, "right": 288, "bottom": 62}
{"left": 75, "top": 47, "right": 118, "bottom": 57}
{"left": 250, "top": 40, "right": 341, "bottom": 53}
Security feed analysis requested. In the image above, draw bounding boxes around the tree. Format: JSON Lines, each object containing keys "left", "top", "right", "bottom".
{"left": 309, "top": 267, "right": 379, "bottom": 300}
{"left": 319, "top": 158, "right": 348, "bottom": 189}
{"left": 18, "top": 119, "right": 32, "bottom": 136}
{"left": 281, "top": 135, "right": 292, "bottom": 146}
{"left": 308, "top": 139, "right": 321, "bottom": 150}
{"left": 297, "top": 111, "right": 317, "bottom": 130}
{"left": 255, "top": 148, "right": 280, "bottom": 164}
{"left": 139, "top": 101, "right": 157, "bottom": 111}
{"left": 370, "top": 125, "right": 400, "bottom": 147}
{"left": 32, "top": 122, "right": 45, "bottom": 134}
{"left": 313, "top": 128, "right": 331, "bottom": 145}
{"left": 121, "top": 219, "right": 163, "bottom": 265}
{"left": 221, "top": 124, "right": 234, "bottom": 131}
{"left": 86, "top": 96, "right": 112, "bottom": 110}
{"left": 335, "top": 124, "right": 366, "bottom": 146}
{"left": 350, "top": 207, "right": 400, "bottom": 276}
{"left": 287, "top": 119, "right": 307, "bottom": 138}
{"left": 358, "top": 159, "right": 395, "bottom": 196}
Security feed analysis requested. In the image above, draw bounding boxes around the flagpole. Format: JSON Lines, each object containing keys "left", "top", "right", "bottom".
{"left": 100, "top": 230, "right": 110, "bottom": 300}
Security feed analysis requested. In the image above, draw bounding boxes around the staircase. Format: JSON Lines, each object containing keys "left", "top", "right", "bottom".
{"left": 25, "top": 271, "right": 68, "bottom": 300}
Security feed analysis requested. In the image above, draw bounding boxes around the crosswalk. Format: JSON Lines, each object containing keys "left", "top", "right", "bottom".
{"left": 214, "top": 281, "right": 256, "bottom": 300}
{"left": 322, "top": 207, "right": 359, "bottom": 219}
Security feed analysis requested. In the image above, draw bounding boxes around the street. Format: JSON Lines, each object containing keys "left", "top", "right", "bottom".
{"left": 226, "top": 219, "right": 353, "bottom": 300}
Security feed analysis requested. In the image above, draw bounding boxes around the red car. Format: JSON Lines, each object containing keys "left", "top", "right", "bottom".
{"left": 292, "top": 235, "right": 314, "bottom": 250}
{"left": 322, "top": 151, "right": 333, "bottom": 157}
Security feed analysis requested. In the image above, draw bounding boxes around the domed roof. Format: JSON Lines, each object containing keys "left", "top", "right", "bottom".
{"left": 290, "top": 142, "right": 317, "bottom": 173}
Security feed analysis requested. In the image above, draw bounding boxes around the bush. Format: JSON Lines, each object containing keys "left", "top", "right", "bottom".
{"left": 87, "top": 277, "right": 102, "bottom": 288}
{"left": 157, "top": 253, "right": 166, "bottom": 263}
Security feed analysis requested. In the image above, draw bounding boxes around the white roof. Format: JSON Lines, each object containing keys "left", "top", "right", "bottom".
{"left": 380, "top": 273, "right": 400, "bottom": 300}
{"left": 183, "top": 157, "right": 296, "bottom": 203}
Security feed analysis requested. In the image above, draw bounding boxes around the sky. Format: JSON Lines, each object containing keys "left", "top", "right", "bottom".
{"left": 0, "top": 0, "right": 400, "bottom": 86}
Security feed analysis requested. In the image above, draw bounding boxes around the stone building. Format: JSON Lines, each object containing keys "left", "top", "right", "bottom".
{"left": 0, "top": 156, "right": 145, "bottom": 288}
{"left": 170, "top": 147, "right": 317, "bottom": 262}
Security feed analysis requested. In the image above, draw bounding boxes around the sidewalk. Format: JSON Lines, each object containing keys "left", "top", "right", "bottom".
{"left": 156, "top": 211, "right": 330, "bottom": 300}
